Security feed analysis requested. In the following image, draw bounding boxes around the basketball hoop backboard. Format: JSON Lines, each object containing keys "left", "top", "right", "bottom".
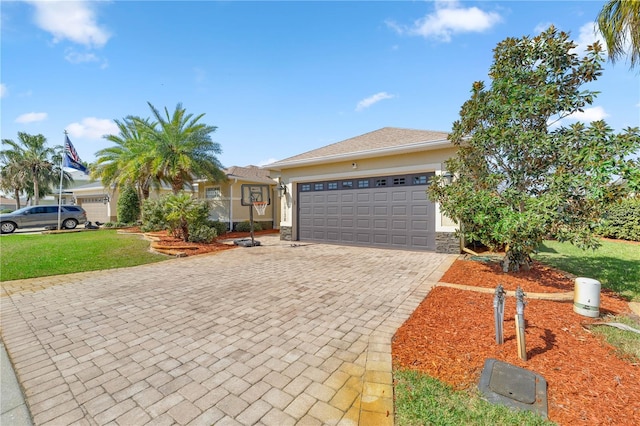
{"left": 240, "top": 184, "right": 271, "bottom": 206}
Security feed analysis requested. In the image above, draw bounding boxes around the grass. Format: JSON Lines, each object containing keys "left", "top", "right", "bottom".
{"left": 394, "top": 369, "right": 554, "bottom": 426}
{"left": 0, "top": 229, "right": 166, "bottom": 281}
{"left": 590, "top": 316, "right": 640, "bottom": 364}
{"left": 534, "top": 239, "right": 640, "bottom": 301}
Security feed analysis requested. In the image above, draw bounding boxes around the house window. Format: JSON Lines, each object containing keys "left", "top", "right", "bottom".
{"left": 328, "top": 182, "right": 338, "bottom": 190}
{"left": 205, "top": 187, "right": 221, "bottom": 199}
{"left": 358, "top": 180, "right": 369, "bottom": 188}
{"left": 314, "top": 183, "right": 324, "bottom": 191}
{"left": 413, "top": 175, "right": 428, "bottom": 185}
{"left": 342, "top": 181, "right": 353, "bottom": 188}
{"left": 375, "top": 179, "right": 387, "bottom": 187}
{"left": 301, "top": 184, "right": 311, "bottom": 191}
{"left": 393, "top": 178, "right": 406, "bottom": 185}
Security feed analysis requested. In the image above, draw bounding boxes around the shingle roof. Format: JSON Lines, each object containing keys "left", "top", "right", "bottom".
{"left": 267, "top": 127, "right": 449, "bottom": 169}
{"left": 224, "top": 165, "right": 275, "bottom": 184}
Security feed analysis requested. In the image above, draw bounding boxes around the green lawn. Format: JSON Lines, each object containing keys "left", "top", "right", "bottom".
{"left": 534, "top": 239, "right": 640, "bottom": 301}
{"left": 0, "top": 229, "right": 166, "bottom": 281}
{"left": 394, "top": 369, "right": 554, "bottom": 426}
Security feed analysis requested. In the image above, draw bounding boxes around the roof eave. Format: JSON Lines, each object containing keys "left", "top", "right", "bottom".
{"left": 266, "top": 139, "right": 452, "bottom": 171}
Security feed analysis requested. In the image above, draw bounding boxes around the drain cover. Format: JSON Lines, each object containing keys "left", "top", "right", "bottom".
{"left": 478, "top": 358, "right": 548, "bottom": 418}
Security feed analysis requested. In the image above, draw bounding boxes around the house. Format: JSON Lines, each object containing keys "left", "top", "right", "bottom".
{"left": 0, "top": 196, "right": 18, "bottom": 211}
{"left": 265, "top": 127, "right": 459, "bottom": 253}
{"left": 194, "top": 165, "right": 277, "bottom": 231}
{"left": 69, "top": 166, "right": 277, "bottom": 230}
{"left": 69, "top": 181, "right": 126, "bottom": 223}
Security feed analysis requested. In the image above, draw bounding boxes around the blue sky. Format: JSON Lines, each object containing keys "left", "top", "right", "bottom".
{"left": 2, "top": 1, "right": 639, "bottom": 169}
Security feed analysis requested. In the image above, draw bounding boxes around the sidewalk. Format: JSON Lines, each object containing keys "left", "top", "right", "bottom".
{"left": 1, "top": 340, "right": 33, "bottom": 425}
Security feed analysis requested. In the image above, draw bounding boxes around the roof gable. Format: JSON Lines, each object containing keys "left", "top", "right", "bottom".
{"left": 267, "top": 127, "right": 449, "bottom": 169}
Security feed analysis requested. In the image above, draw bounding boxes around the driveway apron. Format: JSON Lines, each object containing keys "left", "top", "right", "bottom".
{"left": 1, "top": 235, "right": 456, "bottom": 425}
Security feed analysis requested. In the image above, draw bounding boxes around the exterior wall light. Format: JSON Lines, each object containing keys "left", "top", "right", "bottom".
{"left": 442, "top": 171, "right": 454, "bottom": 185}
{"left": 102, "top": 194, "right": 110, "bottom": 205}
{"left": 276, "top": 183, "right": 287, "bottom": 197}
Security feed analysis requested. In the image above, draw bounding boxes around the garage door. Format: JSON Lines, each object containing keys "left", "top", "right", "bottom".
{"left": 298, "top": 173, "right": 436, "bottom": 250}
{"left": 78, "top": 198, "right": 109, "bottom": 223}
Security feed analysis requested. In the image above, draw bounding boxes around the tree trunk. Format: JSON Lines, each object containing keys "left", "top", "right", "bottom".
{"left": 13, "top": 189, "right": 21, "bottom": 209}
{"left": 502, "top": 248, "right": 532, "bottom": 273}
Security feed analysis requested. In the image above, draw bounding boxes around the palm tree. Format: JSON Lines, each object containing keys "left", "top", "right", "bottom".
{"left": 93, "top": 116, "right": 159, "bottom": 203}
{"left": 141, "top": 102, "right": 226, "bottom": 194}
{"left": 0, "top": 150, "right": 29, "bottom": 209}
{"left": 1, "top": 133, "right": 62, "bottom": 205}
{"left": 597, "top": 0, "right": 640, "bottom": 68}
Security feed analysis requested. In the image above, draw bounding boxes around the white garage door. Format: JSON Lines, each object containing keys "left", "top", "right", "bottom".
{"left": 298, "top": 173, "right": 436, "bottom": 250}
{"left": 78, "top": 198, "right": 109, "bottom": 223}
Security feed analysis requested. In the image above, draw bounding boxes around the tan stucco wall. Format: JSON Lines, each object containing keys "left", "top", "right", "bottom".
{"left": 197, "top": 181, "right": 276, "bottom": 230}
{"left": 269, "top": 147, "right": 458, "bottom": 236}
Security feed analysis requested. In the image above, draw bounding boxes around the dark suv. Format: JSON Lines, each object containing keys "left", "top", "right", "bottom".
{"left": 0, "top": 205, "right": 88, "bottom": 234}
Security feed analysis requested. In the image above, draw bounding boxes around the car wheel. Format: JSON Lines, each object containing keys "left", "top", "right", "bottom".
{"left": 1, "top": 222, "right": 16, "bottom": 234}
{"left": 62, "top": 219, "right": 78, "bottom": 229}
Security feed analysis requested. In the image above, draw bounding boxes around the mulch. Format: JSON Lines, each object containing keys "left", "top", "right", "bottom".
{"left": 392, "top": 258, "right": 639, "bottom": 425}
{"left": 119, "top": 228, "right": 279, "bottom": 256}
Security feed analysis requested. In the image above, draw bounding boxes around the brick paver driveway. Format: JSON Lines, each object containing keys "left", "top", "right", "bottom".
{"left": 1, "top": 235, "right": 456, "bottom": 425}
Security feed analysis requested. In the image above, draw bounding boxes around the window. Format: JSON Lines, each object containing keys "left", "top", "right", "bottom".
{"left": 375, "top": 179, "right": 387, "bottom": 187}
{"left": 301, "top": 184, "right": 311, "bottom": 191}
{"left": 342, "top": 181, "right": 353, "bottom": 188}
{"left": 393, "top": 178, "right": 406, "bottom": 185}
{"left": 314, "top": 183, "right": 324, "bottom": 191}
{"left": 358, "top": 180, "right": 369, "bottom": 188}
{"left": 413, "top": 175, "right": 428, "bottom": 185}
{"left": 328, "top": 182, "right": 338, "bottom": 190}
{"left": 205, "top": 187, "right": 221, "bottom": 199}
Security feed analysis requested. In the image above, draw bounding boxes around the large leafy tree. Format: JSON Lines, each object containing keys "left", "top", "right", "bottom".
{"left": 428, "top": 26, "right": 640, "bottom": 272}
{"left": 1, "top": 132, "right": 72, "bottom": 206}
{"left": 140, "top": 102, "right": 226, "bottom": 194}
{"left": 597, "top": 0, "right": 640, "bottom": 68}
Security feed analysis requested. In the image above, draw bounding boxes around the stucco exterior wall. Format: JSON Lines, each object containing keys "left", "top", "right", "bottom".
{"left": 269, "top": 147, "right": 459, "bottom": 239}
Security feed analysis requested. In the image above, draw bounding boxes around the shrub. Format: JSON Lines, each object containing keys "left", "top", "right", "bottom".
{"left": 188, "top": 225, "right": 217, "bottom": 243}
{"left": 208, "top": 220, "right": 228, "bottom": 237}
{"left": 236, "top": 220, "right": 262, "bottom": 232}
{"left": 117, "top": 185, "right": 140, "bottom": 224}
{"left": 141, "top": 198, "right": 168, "bottom": 232}
{"left": 599, "top": 197, "right": 640, "bottom": 242}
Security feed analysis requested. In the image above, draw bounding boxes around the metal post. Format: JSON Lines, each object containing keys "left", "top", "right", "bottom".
{"left": 493, "top": 284, "right": 506, "bottom": 344}
{"left": 515, "top": 286, "right": 527, "bottom": 361}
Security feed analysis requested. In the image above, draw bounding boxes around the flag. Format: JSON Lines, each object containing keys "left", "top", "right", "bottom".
{"left": 63, "top": 135, "right": 89, "bottom": 174}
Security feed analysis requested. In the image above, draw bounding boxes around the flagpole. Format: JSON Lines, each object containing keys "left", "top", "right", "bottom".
{"left": 57, "top": 131, "right": 66, "bottom": 230}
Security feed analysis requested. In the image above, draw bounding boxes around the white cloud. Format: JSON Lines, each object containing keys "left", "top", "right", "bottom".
{"left": 26, "top": 0, "right": 111, "bottom": 48}
{"left": 388, "top": 0, "right": 502, "bottom": 42}
{"left": 571, "top": 22, "right": 604, "bottom": 56}
{"left": 15, "top": 112, "right": 48, "bottom": 123}
{"left": 534, "top": 22, "right": 554, "bottom": 34}
{"left": 356, "top": 92, "right": 395, "bottom": 112}
{"left": 64, "top": 49, "right": 99, "bottom": 64}
{"left": 0, "top": 83, "right": 7, "bottom": 98}
{"left": 564, "top": 106, "right": 609, "bottom": 122}
{"left": 66, "top": 117, "right": 118, "bottom": 140}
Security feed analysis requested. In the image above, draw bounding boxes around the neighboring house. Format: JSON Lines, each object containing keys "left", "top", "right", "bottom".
{"left": 0, "top": 196, "right": 18, "bottom": 211}
{"left": 69, "top": 181, "right": 122, "bottom": 224}
{"left": 266, "top": 127, "right": 459, "bottom": 253}
{"left": 69, "top": 165, "right": 277, "bottom": 229}
{"left": 195, "top": 165, "right": 277, "bottom": 231}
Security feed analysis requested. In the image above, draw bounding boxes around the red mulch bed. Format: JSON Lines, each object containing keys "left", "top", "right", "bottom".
{"left": 392, "top": 258, "right": 639, "bottom": 425}
{"left": 120, "top": 228, "right": 280, "bottom": 256}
